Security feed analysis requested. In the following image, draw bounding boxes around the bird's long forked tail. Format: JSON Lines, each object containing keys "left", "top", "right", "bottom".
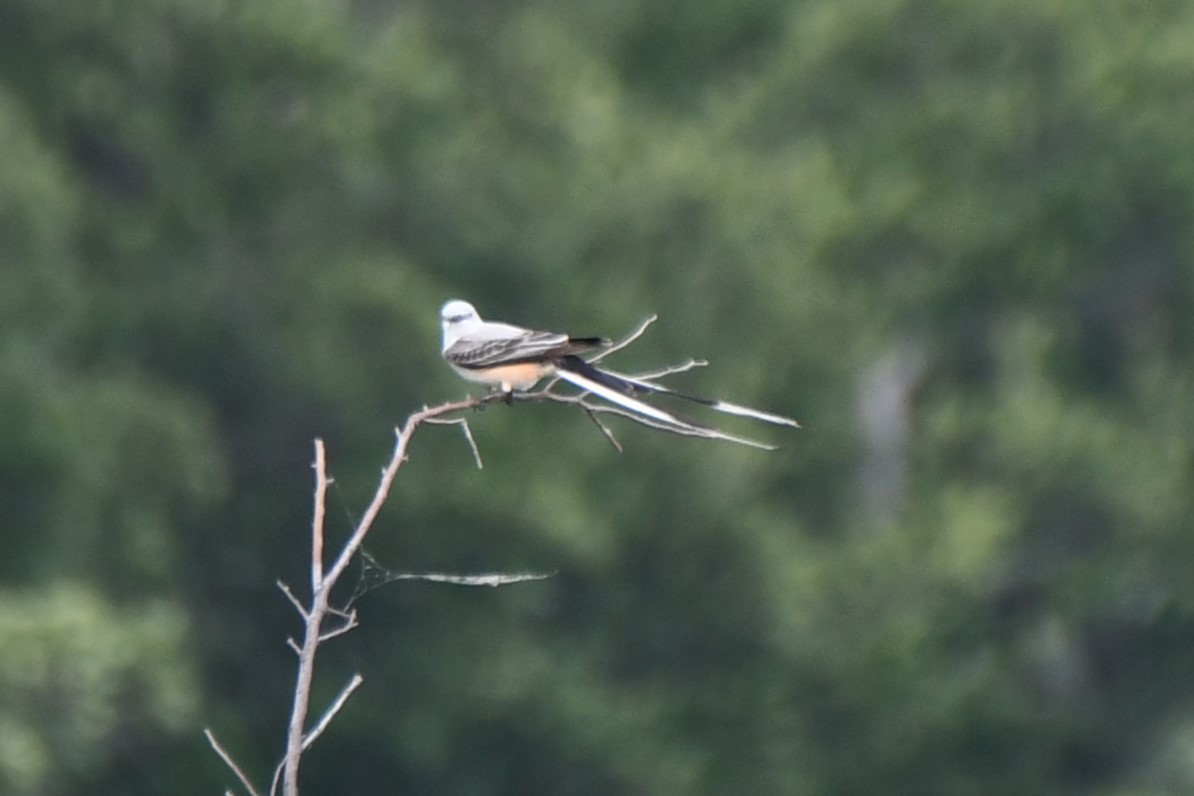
{"left": 559, "top": 356, "right": 800, "bottom": 426}
{"left": 554, "top": 357, "right": 798, "bottom": 449}
{"left": 621, "top": 373, "right": 800, "bottom": 428}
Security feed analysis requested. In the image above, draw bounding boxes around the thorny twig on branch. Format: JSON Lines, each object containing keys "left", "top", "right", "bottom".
{"left": 204, "top": 314, "right": 792, "bottom": 796}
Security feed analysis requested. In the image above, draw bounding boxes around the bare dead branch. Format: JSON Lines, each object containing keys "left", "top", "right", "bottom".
{"left": 316, "top": 611, "right": 359, "bottom": 643}
{"left": 385, "top": 570, "right": 556, "bottom": 586}
{"left": 276, "top": 581, "right": 308, "bottom": 621}
{"left": 426, "top": 415, "right": 484, "bottom": 469}
{"left": 589, "top": 313, "right": 658, "bottom": 362}
{"left": 211, "top": 393, "right": 507, "bottom": 796}
{"left": 324, "top": 605, "right": 354, "bottom": 621}
{"left": 205, "top": 728, "right": 262, "bottom": 796}
{"left": 302, "top": 674, "right": 364, "bottom": 751}
{"left": 208, "top": 313, "right": 791, "bottom": 796}
{"left": 582, "top": 405, "right": 624, "bottom": 452}
{"left": 630, "top": 358, "right": 707, "bottom": 380}
{"left": 280, "top": 397, "right": 493, "bottom": 796}
{"left": 310, "top": 443, "right": 329, "bottom": 594}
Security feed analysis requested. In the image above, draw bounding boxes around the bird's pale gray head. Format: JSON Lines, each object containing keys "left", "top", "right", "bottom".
{"left": 441, "top": 299, "right": 479, "bottom": 326}
{"left": 441, "top": 299, "right": 482, "bottom": 350}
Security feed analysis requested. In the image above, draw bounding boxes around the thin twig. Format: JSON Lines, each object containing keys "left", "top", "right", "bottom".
{"left": 426, "top": 416, "right": 484, "bottom": 469}
{"left": 276, "top": 581, "right": 309, "bottom": 620}
{"left": 582, "top": 405, "right": 623, "bottom": 452}
{"left": 205, "top": 728, "right": 262, "bottom": 796}
{"left": 459, "top": 418, "right": 482, "bottom": 468}
{"left": 302, "top": 674, "right": 364, "bottom": 751}
{"left": 590, "top": 313, "right": 658, "bottom": 362}
{"left": 386, "top": 570, "right": 556, "bottom": 586}
{"left": 310, "top": 443, "right": 328, "bottom": 594}
{"left": 630, "top": 358, "right": 707, "bottom": 380}
{"left": 317, "top": 611, "right": 359, "bottom": 643}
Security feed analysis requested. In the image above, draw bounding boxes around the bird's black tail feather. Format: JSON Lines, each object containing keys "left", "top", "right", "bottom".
{"left": 558, "top": 355, "right": 800, "bottom": 428}
{"left": 558, "top": 355, "right": 644, "bottom": 394}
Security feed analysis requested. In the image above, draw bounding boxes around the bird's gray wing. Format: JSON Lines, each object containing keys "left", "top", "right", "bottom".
{"left": 444, "top": 330, "right": 572, "bottom": 368}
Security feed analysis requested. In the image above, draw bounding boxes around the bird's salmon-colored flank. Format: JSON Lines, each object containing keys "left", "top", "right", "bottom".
{"left": 468, "top": 361, "right": 551, "bottom": 391}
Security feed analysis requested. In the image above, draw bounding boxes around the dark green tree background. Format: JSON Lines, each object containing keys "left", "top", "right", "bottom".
{"left": 2, "top": 1, "right": 1193, "bottom": 793}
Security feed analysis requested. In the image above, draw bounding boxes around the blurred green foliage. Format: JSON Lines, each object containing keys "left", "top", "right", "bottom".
{"left": 2, "top": 0, "right": 1193, "bottom": 793}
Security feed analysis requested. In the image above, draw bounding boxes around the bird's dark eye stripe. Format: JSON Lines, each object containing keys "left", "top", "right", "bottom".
{"left": 446, "top": 313, "right": 470, "bottom": 322}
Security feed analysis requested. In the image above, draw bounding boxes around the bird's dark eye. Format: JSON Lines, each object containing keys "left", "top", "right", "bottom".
{"left": 446, "top": 313, "right": 469, "bottom": 323}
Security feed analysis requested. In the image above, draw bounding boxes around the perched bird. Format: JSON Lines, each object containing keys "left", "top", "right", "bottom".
{"left": 440, "top": 299, "right": 799, "bottom": 439}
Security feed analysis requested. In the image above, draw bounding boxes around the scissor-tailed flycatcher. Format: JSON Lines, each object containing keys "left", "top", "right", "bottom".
{"left": 441, "top": 299, "right": 799, "bottom": 442}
